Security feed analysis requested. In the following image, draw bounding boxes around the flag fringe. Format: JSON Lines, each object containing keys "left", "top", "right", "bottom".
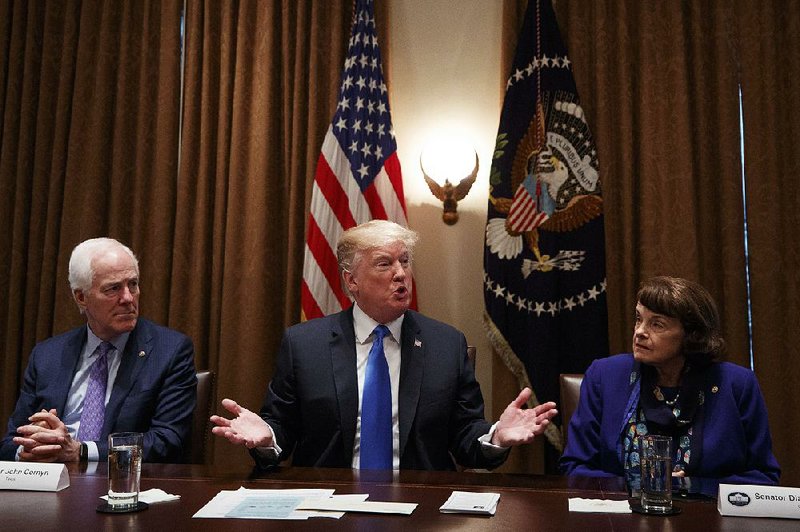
{"left": 482, "top": 311, "right": 564, "bottom": 452}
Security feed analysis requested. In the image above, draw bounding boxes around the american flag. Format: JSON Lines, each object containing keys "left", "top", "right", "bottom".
{"left": 507, "top": 174, "right": 550, "bottom": 232}
{"left": 301, "top": 0, "right": 411, "bottom": 320}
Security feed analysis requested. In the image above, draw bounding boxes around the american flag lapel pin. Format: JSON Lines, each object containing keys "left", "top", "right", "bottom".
{"left": 414, "top": 339, "right": 422, "bottom": 347}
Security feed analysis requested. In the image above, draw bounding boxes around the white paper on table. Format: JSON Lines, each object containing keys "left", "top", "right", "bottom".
{"left": 193, "top": 488, "right": 340, "bottom": 520}
{"left": 237, "top": 487, "right": 347, "bottom": 519}
{"left": 439, "top": 491, "right": 500, "bottom": 515}
{"left": 297, "top": 497, "right": 417, "bottom": 515}
{"left": 101, "top": 488, "right": 180, "bottom": 504}
{"left": 568, "top": 497, "right": 632, "bottom": 513}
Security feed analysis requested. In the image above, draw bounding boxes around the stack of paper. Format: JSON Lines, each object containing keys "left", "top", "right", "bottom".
{"left": 568, "top": 498, "right": 632, "bottom": 513}
{"left": 439, "top": 491, "right": 501, "bottom": 515}
{"left": 192, "top": 487, "right": 417, "bottom": 520}
{"left": 193, "top": 488, "right": 341, "bottom": 520}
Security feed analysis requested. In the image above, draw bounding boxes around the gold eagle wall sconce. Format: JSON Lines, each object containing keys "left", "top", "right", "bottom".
{"left": 420, "top": 150, "right": 479, "bottom": 225}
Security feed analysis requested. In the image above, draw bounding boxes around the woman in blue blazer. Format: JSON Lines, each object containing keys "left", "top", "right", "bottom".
{"left": 560, "top": 276, "right": 780, "bottom": 486}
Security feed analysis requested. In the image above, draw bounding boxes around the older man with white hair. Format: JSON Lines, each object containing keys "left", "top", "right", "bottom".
{"left": 0, "top": 238, "right": 197, "bottom": 463}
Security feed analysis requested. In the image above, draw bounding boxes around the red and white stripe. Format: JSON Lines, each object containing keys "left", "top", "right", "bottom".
{"left": 507, "top": 182, "right": 549, "bottom": 233}
{"left": 302, "top": 127, "right": 409, "bottom": 320}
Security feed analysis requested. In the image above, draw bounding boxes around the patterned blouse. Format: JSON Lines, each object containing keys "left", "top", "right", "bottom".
{"left": 623, "top": 386, "right": 691, "bottom": 488}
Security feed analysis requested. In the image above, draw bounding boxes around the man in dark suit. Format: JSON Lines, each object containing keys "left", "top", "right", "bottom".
{"left": 0, "top": 238, "right": 197, "bottom": 463}
{"left": 211, "top": 220, "right": 557, "bottom": 470}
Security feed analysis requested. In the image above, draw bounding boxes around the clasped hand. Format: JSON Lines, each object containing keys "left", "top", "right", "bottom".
{"left": 491, "top": 388, "right": 558, "bottom": 447}
{"left": 13, "top": 409, "right": 81, "bottom": 462}
{"left": 210, "top": 398, "right": 274, "bottom": 449}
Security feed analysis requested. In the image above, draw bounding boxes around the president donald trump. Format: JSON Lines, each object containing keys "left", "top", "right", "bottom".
{"left": 211, "top": 220, "right": 557, "bottom": 470}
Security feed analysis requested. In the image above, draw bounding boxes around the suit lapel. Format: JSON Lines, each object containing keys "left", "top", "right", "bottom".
{"left": 55, "top": 328, "right": 88, "bottom": 413}
{"left": 103, "top": 320, "right": 152, "bottom": 435}
{"left": 331, "top": 309, "right": 359, "bottom": 463}
{"left": 686, "top": 368, "right": 713, "bottom": 476}
{"left": 398, "top": 311, "right": 424, "bottom": 458}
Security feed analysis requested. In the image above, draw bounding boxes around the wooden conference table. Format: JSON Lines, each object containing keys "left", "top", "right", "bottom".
{"left": 1, "top": 462, "right": 794, "bottom": 531}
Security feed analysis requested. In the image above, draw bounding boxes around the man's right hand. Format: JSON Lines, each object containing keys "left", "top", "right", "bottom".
{"left": 210, "top": 398, "right": 274, "bottom": 449}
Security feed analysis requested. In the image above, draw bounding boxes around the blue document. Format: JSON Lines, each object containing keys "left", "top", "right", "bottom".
{"left": 226, "top": 496, "right": 305, "bottom": 519}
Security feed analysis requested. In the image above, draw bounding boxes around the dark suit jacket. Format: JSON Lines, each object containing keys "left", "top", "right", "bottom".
{"left": 560, "top": 354, "right": 780, "bottom": 485}
{"left": 1, "top": 318, "right": 197, "bottom": 463}
{"left": 256, "top": 308, "right": 506, "bottom": 471}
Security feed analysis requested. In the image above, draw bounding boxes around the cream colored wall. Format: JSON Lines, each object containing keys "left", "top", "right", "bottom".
{"left": 387, "top": 0, "right": 503, "bottom": 415}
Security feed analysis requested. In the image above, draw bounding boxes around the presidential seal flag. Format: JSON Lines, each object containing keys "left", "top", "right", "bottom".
{"left": 483, "top": 0, "right": 609, "bottom": 452}
{"left": 302, "top": 0, "right": 412, "bottom": 320}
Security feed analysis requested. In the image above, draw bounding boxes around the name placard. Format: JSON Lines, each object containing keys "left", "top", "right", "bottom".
{"left": 0, "top": 461, "right": 70, "bottom": 491}
{"left": 718, "top": 483, "right": 800, "bottom": 519}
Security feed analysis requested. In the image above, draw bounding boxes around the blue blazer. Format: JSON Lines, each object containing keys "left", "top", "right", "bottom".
{"left": 1, "top": 318, "right": 197, "bottom": 463}
{"left": 256, "top": 308, "right": 505, "bottom": 471}
{"left": 560, "top": 354, "right": 780, "bottom": 485}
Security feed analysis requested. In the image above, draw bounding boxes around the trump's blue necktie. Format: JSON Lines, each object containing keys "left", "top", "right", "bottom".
{"left": 360, "top": 325, "right": 392, "bottom": 469}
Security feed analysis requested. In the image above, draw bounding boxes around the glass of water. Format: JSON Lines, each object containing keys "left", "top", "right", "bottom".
{"left": 108, "top": 432, "right": 143, "bottom": 510}
{"left": 639, "top": 435, "right": 673, "bottom": 513}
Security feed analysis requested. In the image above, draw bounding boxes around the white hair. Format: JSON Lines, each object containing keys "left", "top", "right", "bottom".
{"left": 68, "top": 237, "right": 139, "bottom": 292}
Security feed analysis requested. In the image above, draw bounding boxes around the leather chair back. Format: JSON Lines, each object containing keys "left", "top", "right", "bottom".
{"left": 559, "top": 373, "right": 584, "bottom": 448}
{"left": 191, "top": 370, "right": 215, "bottom": 464}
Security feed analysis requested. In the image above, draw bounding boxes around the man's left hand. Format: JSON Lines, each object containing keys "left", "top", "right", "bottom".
{"left": 492, "top": 388, "right": 558, "bottom": 447}
{"left": 13, "top": 410, "right": 81, "bottom": 462}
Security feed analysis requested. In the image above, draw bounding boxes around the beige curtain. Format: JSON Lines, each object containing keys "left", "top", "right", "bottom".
{"left": 0, "top": 0, "right": 184, "bottom": 422}
{"left": 557, "top": 0, "right": 749, "bottom": 363}
{"left": 0, "top": 0, "right": 354, "bottom": 469}
{"left": 173, "top": 0, "right": 352, "bottom": 468}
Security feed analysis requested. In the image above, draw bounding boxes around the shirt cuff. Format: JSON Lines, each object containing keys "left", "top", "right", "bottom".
{"left": 478, "top": 422, "right": 509, "bottom": 458}
{"left": 86, "top": 441, "right": 100, "bottom": 461}
{"left": 254, "top": 423, "right": 282, "bottom": 458}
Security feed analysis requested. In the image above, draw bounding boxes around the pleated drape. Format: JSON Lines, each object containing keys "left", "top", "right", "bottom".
{"left": 173, "top": 0, "right": 352, "bottom": 468}
{"left": 735, "top": 0, "right": 800, "bottom": 487}
{"left": 0, "top": 0, "right": 352, "bottom": 469}
{"left": 0, "top": 0, "right": 184, "bottom": 423}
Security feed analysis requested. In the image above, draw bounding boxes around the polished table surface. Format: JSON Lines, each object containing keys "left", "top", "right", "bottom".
{"left": 2, "top": 462, "right": 795, "bottom": 530}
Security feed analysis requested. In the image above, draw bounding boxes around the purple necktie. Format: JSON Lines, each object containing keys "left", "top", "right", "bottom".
{"left": 77, "top": 342, "right": 113, "bottom": 442}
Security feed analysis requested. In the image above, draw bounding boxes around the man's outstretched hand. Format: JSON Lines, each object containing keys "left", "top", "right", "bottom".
{"left": 210, "top": 398, "right": 274, "bottom": 449}
{"left": 492, "top": 388, "right": 558, "bottom": 447}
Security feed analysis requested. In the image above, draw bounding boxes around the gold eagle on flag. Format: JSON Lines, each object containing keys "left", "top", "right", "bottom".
{"left": 488, "top": 91, "right": 603, "bottom": 269}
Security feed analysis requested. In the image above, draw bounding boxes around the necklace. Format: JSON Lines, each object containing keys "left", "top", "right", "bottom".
{"left": 653, "top": 385, "right": 681, "bottom": 407}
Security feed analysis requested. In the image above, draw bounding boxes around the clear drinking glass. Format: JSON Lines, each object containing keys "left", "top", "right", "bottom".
{"left": 639, "top": 435, "right": 673, "bottom": 513}
{"left": 107, "top": 432, "right": 143, "bottom": 509}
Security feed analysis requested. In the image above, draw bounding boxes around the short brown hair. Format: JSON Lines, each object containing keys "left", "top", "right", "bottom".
{"left": 637, "top": 276, "right": 725, "bottom": 364}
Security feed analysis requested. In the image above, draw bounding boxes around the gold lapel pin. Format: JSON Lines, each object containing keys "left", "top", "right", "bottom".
{"left": 711, "top": 385, "right": 719, "bottom": 393}
{"left": 138, "top": 350, "right": 146, "bottom": 358}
